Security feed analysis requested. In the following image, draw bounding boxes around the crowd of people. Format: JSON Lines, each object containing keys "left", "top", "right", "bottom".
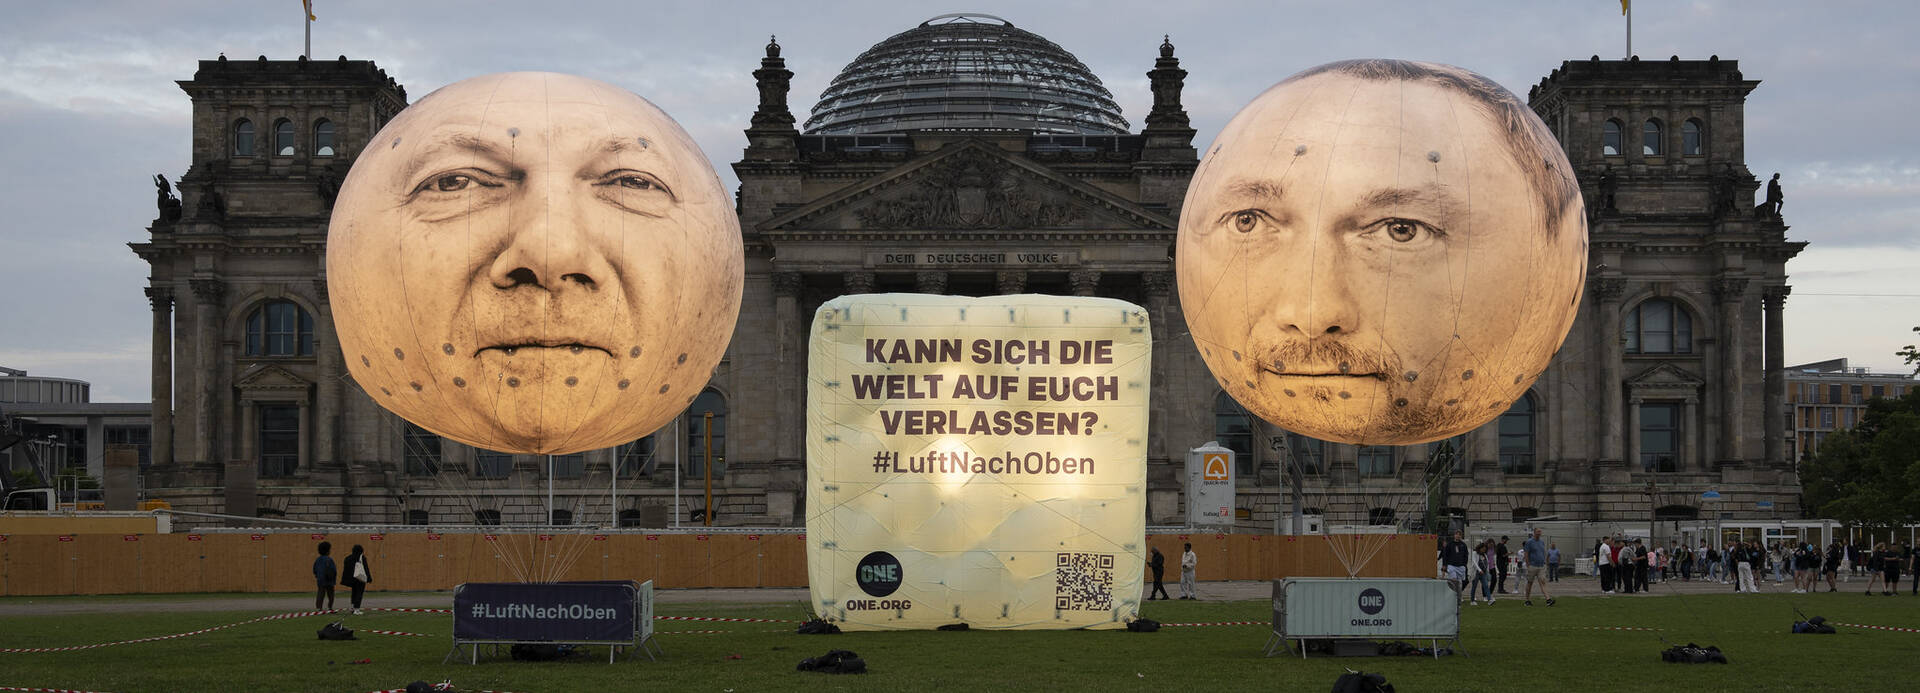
{"left": 1440, "top": 530, "right": 1920, "bottom": 601}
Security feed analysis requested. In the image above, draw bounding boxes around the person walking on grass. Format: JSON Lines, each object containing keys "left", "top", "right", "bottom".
{"left": 1884, "top": 543, "right": 1905, "bottom": 596}
{"left": 1547, "top": 543, "right": 1561, "bottom": 583}
{"left": 1471, "top": 540, "right": 1496, "bottom": 605}
{"left": 1147, "top": 547, "right": 1170, "bottom": 600}
{"left": 1735, "top": 542, "right": 1759, "bottom": 593}
{"left": 1442, "top": 530, "right": 1470, "bottom": 601}
{"left": 1179, "top": 542, "right": 1198, "bottom": 600}
{"left": 1521, "top": 528, "right": 1555, "bottom": 606}
{"left": 1489, "top": 537, "right": 1505, "bottom": 591}
{"left": 340, "top": 544, "right": 372, "bottom": 614}
{"left": 312, "top": 541, "right": 337, "bottom": 612}
{"left": 1823, "top": 541, "right": 1842, "bottom": 592}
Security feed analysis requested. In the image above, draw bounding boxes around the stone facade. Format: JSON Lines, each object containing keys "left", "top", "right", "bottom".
{"left": 132, "top": 46, "right": 1805, "bottom": 531}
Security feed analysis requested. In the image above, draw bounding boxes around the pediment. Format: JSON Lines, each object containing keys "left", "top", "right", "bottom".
{"left": 761, "top": 140, "right": 1176, "bottom": 234}
{"left": 1625, "top": 362, "right": 1704, "bottom": 389}
{"left": 235, "top": 364, "right": 313, "bottom": 393}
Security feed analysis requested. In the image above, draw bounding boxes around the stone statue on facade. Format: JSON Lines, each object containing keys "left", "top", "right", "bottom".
{"left": 1763, "top": 172, "right": 1784, "bottom": 218}
{"left": 154, "top": 174, "right": 182, "bottom": 223}
{"left": 1597, "top": 165, "right": 1618, "bottom": 214}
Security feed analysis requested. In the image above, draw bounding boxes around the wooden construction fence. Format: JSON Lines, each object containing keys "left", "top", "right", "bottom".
{"left": 0, "top": 532, "right": 1434, "bottom": 597}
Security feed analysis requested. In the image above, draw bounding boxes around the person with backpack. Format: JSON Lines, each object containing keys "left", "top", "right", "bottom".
{"left": 341, "top": 544, "right": 372, "bottom": 614}
{"left": 312, "top": 541, "right": 337, "bottom": 612}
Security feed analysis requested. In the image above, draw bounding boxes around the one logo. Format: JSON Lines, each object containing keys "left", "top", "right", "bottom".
{"left": 1358, "top": 588, "right": 1385, "bottom": 615}
{"left": 1203, "top": 452, "right": 1230, "bottom": 481}
{"left": 856, "top": 551, "right": 904, "bottom": 597}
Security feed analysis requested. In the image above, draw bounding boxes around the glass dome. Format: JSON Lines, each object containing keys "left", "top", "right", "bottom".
{"left": 804, "top": 13, "right": 1129, "bottom": 135}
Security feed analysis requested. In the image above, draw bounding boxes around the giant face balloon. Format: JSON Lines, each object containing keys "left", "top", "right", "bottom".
{"left": 1178, "top": 60, "right": 1586, "bottom": 445}
{"left": 328, "top": 72, "right": 743, "bottom": 454}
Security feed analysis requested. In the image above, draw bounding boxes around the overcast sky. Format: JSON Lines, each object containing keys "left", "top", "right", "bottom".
{"left": 1, "top": 1, "right": 1915, "bottom": 402}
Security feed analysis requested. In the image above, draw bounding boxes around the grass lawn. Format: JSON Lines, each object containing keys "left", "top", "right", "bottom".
{"left": 1, "top": 589, "right": 1916, "bottom": 692}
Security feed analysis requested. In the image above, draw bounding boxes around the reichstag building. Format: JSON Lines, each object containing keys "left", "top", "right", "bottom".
{"left": 132, "top": 14, "right": 1804, "bottom": 528}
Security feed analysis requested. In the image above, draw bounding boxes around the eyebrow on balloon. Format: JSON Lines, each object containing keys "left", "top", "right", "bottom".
{"left": 1359, "top": 185, "right": 1459, "bottom": 214}
{"left": 1220, "top": 179, "right": 1286, "bottom": 204}
{"left": 401, "top": 133, "right": 516, "bottom": 180}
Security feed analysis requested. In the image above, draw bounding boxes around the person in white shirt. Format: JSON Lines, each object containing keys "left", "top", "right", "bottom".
{"left": 1596, "top": 538, "right": 1614, "bottom": 594}
{"left": 1179, "top": 543, "right": 1198, "bottom": 600}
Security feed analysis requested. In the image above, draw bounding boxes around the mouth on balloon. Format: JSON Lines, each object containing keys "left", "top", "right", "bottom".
{"left": 1258, "top": 362, "right": 1386, "bottom": 381}
{"left": 476, "top": 341, "right": 614, "bottom": 358}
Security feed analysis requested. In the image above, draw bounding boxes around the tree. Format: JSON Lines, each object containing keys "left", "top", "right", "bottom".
{"left": 1900, "top": 325, "right": 1920, "bottom": 375}
{"left": 1800, "top": 389, "right": 1920, "bottom": 528}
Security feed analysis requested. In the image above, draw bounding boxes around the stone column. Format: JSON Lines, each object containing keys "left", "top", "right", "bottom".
{"left": 238, "top": 400, "right": 257, "bottom": 464}
{"left": 1713, "top": 276, "right": 1749, "bottom": 466}
{"left": 843, "top": 271, "right": 875, "bottom": 295}
{"left": 1591, "top": 278, "right": 1626, "bottom": 465}
{"left": 995, "top": 270, "right": 1027, "bottom": 295}
{"left": 1627, "top": 396, "right": 1643, "bottom": 472}
{"left": 313, "top": 279, "right": 341, "bottom": 467}
{"left": 915, "top": 271, "right": 948, "bottom": 295}
{"left": 772, "top": 272, "right": 803, "bottom": 464}
{"left": 297, "top": 400, "right": 312, "bottom": 473}
{"left": 145, "top": 287, "right": 175, "bottom": 468}
{"left": 1762, "top": 286, "right": 1789, "bottom": 469}
{"left": 1069, "top": 270, "right": 1101, "bottom": 297}
{"left": 1683, "top": 397, "right": 1700, "bottom": 473}
{"left": 190, "top": 278, "right": 224, "bottom": 466}
{"left": 1141, "top": 272, "right": 1173, "bottom": 465}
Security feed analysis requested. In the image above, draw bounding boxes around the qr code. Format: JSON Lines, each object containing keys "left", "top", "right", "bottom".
{"left": 1054, "top": 552, "right": 1115, "bottom": 611}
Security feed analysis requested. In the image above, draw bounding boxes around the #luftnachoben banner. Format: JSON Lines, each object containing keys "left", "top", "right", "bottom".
{"left": 806, "top": 294, "right": 1150, "bottom": 630}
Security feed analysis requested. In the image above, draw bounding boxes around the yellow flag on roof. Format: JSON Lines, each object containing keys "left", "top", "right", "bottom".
{"left": 1621, "top": 0, "right": 1629, "bottom": 15}
{"left": 303, "top": 0, "right": 316, "bottom": 21}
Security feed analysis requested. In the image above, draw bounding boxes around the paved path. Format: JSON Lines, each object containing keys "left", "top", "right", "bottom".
{"left": 2, "top": 572, "right": 1866, "bottom": 616}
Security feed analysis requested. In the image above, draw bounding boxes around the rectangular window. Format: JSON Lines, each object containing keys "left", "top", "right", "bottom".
{"left": 617, "top": 437, "right": 655, "bottom": 478}
{"left": 1498, "top": 416, "right": 1535, "bottom": 475}
{"left": 105, "top": 425, "right": 152, "bottom": 470}
{"left": 1828, "top": 384, "right": 1843, "bottom": 404}
{"left": 474, "top": 450, "right": 512, "bottom": 479}
{"left": 549, "top": 453, "right": 584, "bottom": 479}
{"left": 1843, "top": 409, "right": 1856, "bottom": 428}
{"left": 1638, "top": 402, "right": 1680, "bottom": 472}
{"left": 1872, "top": 385, "right": 1885, "bottom": 399}
{"left": 1820, "top": 409, "right": 1834, "bottom": 428}
{"left": 403, "top": 424, "right": 440, "bottom": 476}
{"left": 1851, "top": 385, "right": 1864, "bottom": 404}
{"left": 1286, "top": 433, "right": 1326, "bottom": 476}
{"left": 1358, "top": 446, "right": 1395, "bottom": 477}
{"left": 258, "top": 403, "right": 299, "bottom": 478}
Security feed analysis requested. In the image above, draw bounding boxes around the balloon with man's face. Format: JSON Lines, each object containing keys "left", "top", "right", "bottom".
{"left": 1178, "top": 60, "right": 1586, "bottom": 445}
{"left": 327, "top": 72, "right": 743, "bottom": 454}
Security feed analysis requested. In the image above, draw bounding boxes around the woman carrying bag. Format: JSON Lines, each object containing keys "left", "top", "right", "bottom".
{"left": 341, "top": 544, "right": 372, "bottom": 614}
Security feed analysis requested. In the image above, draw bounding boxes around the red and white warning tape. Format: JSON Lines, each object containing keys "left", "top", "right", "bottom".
{"left": 657, "top": 629, "right": 736, "bottom": 635}
{"left": 365, "top": 689, "right": 523, "bottom": 693}
{"left": 1159, "top": 621, "right": 1262, "bottom": 627}
{"left": 1834, "top": 622, "right": 1920, "bottom": 633}
{"left": 0, "top": 687, "right": 114, "bottom": 693}
{"left": 360, "top": 629, "right": 431, "bottom": 638}
{"left": 1572, "top": 626, "right": 1664, "bottom": 632}
{"left": 0, "top": 610, "right": 334, "bottom": 653}
{"left": 368, "top": 607, "right": 452, "bottom": 614}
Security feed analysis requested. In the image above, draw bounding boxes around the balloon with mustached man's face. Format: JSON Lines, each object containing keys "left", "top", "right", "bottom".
{"left": 1178, "top": 60, "right": 1587, "bottom": 445}
{"left": 328, "top": 72, "right": 743, "bottom": 454}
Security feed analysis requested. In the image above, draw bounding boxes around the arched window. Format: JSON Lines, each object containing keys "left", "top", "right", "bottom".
{"left": 1681, "top": 118, "right": 1704, "bottom": 156}
{"left": 232, "top": 119, "right": 255, "bottom": 157}
{"left": 474, "top": 449, "right": 512, "bottom": 479}
{"left": 617, "top": 509, "right": 644, "bottom": 528}
{"left": 1368, "top": 508, "right": 1396, "bottom": 526}
{"left": 245, "top": 300, "right": 314, "bottom": 357}
{"left": 1654, "top": 505, "right": 1698, "bottom": 521}
{"left": 273, "top": 118, "right": 295, "bottom": 156}
{"left": 1642, "top": 118, "right": 1664, "bottom": 156}
{"left": 402, "top": 422, "right": 441, "bottom": 476}
{"left": 1429, "top": 435, "right": 1469, "bottom": 476}
{"left": 549, "top": 453, "right": 584, "bottom": 479}
{"left": 1358, "top": 446, "right": 1395, "bottom": 477}
{"left": 550, "top": 508, "right": 573, "bottom": 526}
{"left": 404, "top": 509, "right": 430, "bottom": 525}
{"left": 616, "top": 436, "right": 655, "bottom": 478}
{"left": 1624, "top": 298, "right": 1694, "bottom": 354}
{"left": 1214, "top": 392, "right": 1254, "bottom": 476}
{"left": 685, "top": 389, "right": 727, "bottom": 479}
{"left": 1511, "top": 507, "right": 1539, "bottom": 523}
{"left": 1601, "top": 119, "right": 1623, "bottom": 156}
{"left": 473, "top": 509, "right": 501, "bottom": 526}
{"left": 1499, "top": 393, "right": 1538, "bottom": 474}
{"left": 313, "top": 119, "right": 336, "bottom": 156}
